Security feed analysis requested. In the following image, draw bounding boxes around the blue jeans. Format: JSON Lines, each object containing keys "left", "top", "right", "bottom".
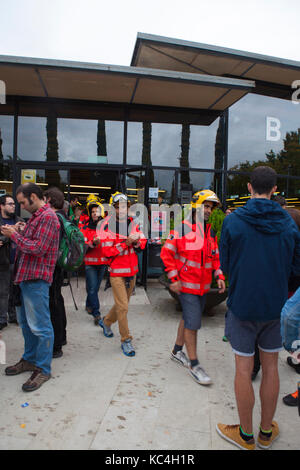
{"left": 85, "top": 265, "right": 106, "bottom": 318}
{"left": 17, "top": 280, "right": 53, "bottom": 375}
{"left": 281, "top": 287, "right": 300, "bottom": 352}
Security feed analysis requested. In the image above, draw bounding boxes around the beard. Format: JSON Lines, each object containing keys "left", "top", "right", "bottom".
{"left": 4, "top": 209, "right": 15, "bottom": 219}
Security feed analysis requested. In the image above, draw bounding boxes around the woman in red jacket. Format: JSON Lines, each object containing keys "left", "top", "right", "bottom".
{"left": 80, "top": 202, "right": 107, "bottom": 325}
{"left": 98, "top": 193, "right": 146, "bottom": 357}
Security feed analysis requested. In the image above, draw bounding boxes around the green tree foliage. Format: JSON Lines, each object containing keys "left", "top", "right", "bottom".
{"left": 208, "top": 207, "right": 225, "bottom": 244}
{"left": 228, "top": 128, "right": 300, "bottom": 196}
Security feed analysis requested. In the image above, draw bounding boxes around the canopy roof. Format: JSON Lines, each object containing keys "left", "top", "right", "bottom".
{"left": 0, "top": 54, "right": 254, "bottom": 124}
{"left": 131, "top": 33, "right": 300, "bottom": 99}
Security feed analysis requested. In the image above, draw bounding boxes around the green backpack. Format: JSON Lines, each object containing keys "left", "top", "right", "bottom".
{"left": 56, "top": 213, "right": 85, "bottom": 272}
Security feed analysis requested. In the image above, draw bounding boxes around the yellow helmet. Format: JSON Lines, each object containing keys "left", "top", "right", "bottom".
{"left": 191, "top": 190, "right": 221, "bottom": 209}
{"left": 86, "top": 194, "right": 100, "bottom": 204}
{"left": 109, "top": 191, "right": 128, "bottom": 206}
{"left": 87, "top": 200, "right": 105, "bottom": 218}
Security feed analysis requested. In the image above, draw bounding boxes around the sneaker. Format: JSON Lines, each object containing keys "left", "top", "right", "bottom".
{"left": 99, "top": 318, "right": 114, "bottom": 338}
{"left": 171, "top": 350, "right": 190, "bottom": 368}
{"left": 189, "top": 364, "right": 212, "bottom": 385}
{"left": 22, "top": 369, "right": 51, "bottom": 392}
{"left": 287, "top": 356, "right": 300, "bottom": 374}
{"left": 257, "top": 421, "right": 279, "bottom": 450}
{"left": 121, "top": 339, "right": 135, "bottom": 357}
{"left": 216, "top": 423, "right": 255, "bottom": 450}
{"left": 283, "top": 390, "right": 298, "bottom": 407}
{"left": 5, "top": 358, "right": 37, "bottom": 376}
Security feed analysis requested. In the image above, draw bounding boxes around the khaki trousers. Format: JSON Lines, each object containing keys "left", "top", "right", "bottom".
{"left": 104, "top": 276, "right": 136, "bottom": 342}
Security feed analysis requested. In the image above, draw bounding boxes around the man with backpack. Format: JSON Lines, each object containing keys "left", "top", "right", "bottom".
{"left": 2, "top": 183, "right": 60, "bottom": 392}
{"left": 44, "top": 187, "right": 68, "bottom": 358}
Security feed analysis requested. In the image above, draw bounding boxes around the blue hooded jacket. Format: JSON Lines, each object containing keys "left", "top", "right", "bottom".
{"left": 219, "top": 198, "right": 300, "bottom": 321}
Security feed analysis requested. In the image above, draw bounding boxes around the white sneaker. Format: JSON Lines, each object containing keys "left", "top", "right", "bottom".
{"left": 171, "top": 350, "right": 190, "bottom": 368}
{"left": 189, "top": 364, "right": 212, "bottom": 385}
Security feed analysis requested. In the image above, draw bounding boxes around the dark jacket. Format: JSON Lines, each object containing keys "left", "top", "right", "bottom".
{"left": 0, "top": 214, "right": 23, "bottom": 270}
{"left": 219, "top": 198, "right": 300, "bottom": 322}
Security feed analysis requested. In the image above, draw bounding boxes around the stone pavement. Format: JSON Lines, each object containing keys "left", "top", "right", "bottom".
{"left": 0, "top": 278, "right": 299, "bottom": 450}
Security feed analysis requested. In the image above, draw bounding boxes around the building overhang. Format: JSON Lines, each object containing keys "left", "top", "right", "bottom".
{"left": 0, "top": 54, "right": 254, "bottom": 124}
{"left": 131, "top": 33, "right": 300, "bottom": 100}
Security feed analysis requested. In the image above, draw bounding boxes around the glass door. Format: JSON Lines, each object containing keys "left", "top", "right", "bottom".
{"left": 69, "top": 167, "right": 120, "bottom": 206}
{"left": 17, "top": 167, "right": 68, "bottom": 219}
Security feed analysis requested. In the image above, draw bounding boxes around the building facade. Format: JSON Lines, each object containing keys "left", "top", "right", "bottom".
{"left": 0, "top": 33, "right": 300, "bottom": 281}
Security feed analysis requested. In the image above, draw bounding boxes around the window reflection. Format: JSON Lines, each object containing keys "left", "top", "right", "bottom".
{"left": 0, "top": 161, "right": 13, "bottom": 195}
{"left": 229, "top": 94, "right": 300, "bottom": 176}
{"left": 127, "top": 120, "right": 221, "bottom": 169}
{"left": 125, "top": 170, "right": 145, "bottom": 204}
{"left": 225, "top": 173, "right": 300, "bottom": 211}
{"left": 0, "top": 115, "right": 14, "bottom": 161}
{"left": 179, "top": 171, "right": 217, "bottom": 204}
{"left": 19, "top": 169, "right": 68, "bottom": 219}
{"left": 18, "top": 116, "right": 47, "bottom": 161}
{"left": 18, "top": 115, "right": 124, "bottom": 163}
{"left": 149, "top": 169, "right": 177, "bottom": 205}
{"left": 58, "top": 119, "right": 123, "bottom": 164}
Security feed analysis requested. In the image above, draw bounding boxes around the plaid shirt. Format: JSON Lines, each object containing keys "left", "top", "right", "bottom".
{"left": 11, "top": 204, "right": 60, "bottom": 284}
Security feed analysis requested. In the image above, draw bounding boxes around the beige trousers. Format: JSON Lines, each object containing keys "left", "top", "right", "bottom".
{"left": 104, "top": 276, "right": 136, "bottom": 342}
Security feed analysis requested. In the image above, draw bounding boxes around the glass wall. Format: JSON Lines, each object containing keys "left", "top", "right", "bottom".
{"left": 125, "top": 170, "right": 145, "bottom": 205}
{"left": 126, "top": 119, "right": 222, "bottom": 169}
{"left": 69, "top": 168, "right": 119, "bottom": 204}
{"left": 228, "top": 93, "right": 300, "bottom": 176}
{"left": 147, "top": 169, "right": 177, "bottom": 205}
{"left": 0, "top": 115, "right": 14, "bottom": 196}
{"left": 18, "top": 114, "right": 124, "bottom": 164}
{"left": 225, "top": 173, "right": 300, "bottom": 211}
{"left": 19, "top": 168, "right": 68, "bottom": 219}
{"left": 58, "top": 119, "right": 123, "bottom": 164}
{"left": 179, "top": 170, "right": 220, "bottom": 204}
{"left": 0, "top": 115, "right": 14, "bottom": 160}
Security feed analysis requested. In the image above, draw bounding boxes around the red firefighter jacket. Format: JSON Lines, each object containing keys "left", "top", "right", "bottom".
{"left": 80, "top": 223, "right": 107, "bottom": 266}
{"left": 161, "top": 219, "right": 224, "bottom": 296}
{"left": 99, "top": 215, "right": 147, "bottom": 277}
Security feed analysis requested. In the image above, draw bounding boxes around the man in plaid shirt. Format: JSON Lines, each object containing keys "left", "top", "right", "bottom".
{"left": 1, "top": 183, "right": 60, "bottom": 392}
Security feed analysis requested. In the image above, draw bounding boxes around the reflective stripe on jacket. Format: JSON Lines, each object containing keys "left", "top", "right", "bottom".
{"left": 99, "top": 215, "right": 147, "bottom": 277}
{"left": 80, "top": 225, "right": 107, "bottom": 266}
{"left": 161, "top": 219, "right": 224, "bottom": 295}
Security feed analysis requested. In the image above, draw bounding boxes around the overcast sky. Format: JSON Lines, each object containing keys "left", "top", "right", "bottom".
{"left": 0, "top": 0, "right": 300, "bottom": 65}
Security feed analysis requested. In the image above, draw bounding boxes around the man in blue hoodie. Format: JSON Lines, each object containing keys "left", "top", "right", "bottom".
{"left": 216, "top": 166, "right": 300, "bottom": 450}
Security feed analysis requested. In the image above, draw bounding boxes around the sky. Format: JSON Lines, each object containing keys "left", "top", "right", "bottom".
{"left": 0, "top": 0, "right": 300, "bottom": 66}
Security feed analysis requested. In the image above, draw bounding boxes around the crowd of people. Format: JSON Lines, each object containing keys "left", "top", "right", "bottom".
{"left": 0, "top": 165, "right": 299, "bottom": 450}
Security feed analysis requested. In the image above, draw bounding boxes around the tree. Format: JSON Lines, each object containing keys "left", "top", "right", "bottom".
{"left": 142, "top": 122, "right": 154, "bottom": 186}
{"left": 97, "top": 120, "right": 107, "bottom": 156}
{"left": 180, "top": 124, "right": 190, "bottom": 185}
{"left": 228, "top": 128, "right": 300, "bottom": 197}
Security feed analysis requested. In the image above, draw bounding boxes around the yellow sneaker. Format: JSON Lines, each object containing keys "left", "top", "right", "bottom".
{"left": 216, "top": 423, "right": 255, "bottom": 450}
{"left": 257, "top": 421, "right": 279, "bottom": 450}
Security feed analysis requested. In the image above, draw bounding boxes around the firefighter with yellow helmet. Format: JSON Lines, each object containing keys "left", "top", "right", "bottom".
{"left": 161, "top": 189, "right": 225, "bottom": 385}
{"left": 79, "top": 195, "right": 106, "bottom": 324}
